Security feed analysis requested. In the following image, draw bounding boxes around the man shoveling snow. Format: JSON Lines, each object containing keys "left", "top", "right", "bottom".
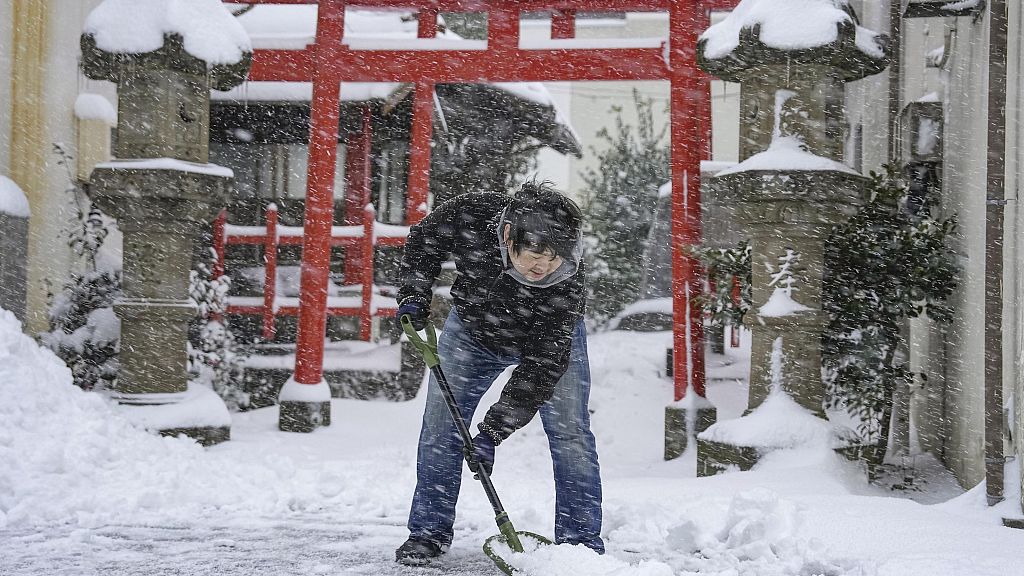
{"left": 394, "top": 181, "right": 603, "bottom": 566}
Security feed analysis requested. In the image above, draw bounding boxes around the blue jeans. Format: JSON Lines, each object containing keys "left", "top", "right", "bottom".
{"left": 407, "top": 310, "right": 604, "bottom": 553}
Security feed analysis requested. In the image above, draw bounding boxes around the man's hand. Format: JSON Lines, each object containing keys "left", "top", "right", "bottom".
{"left": 466, "top": 434, "right": 495, "bottom": 477}
{"left": 397, "top": 297, "right": 429, "bottom": 331}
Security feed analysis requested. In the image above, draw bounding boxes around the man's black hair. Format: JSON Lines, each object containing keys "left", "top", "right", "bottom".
{"left": 504, "top": 180, "right": 582, "bottom": 261}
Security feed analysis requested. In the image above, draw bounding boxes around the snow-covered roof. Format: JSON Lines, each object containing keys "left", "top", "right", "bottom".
{"left": 698, "top": 0, "right": 887, "bottom": 81}
{"left": 715, "top": 136, "right": 858, "bottom": 177}
{"left": 212, "top": 81, "right": 403, "bottom": 103}
{"left": 0, "top": 175, "right": 30, "bottom": 218}
{"left": 74, "top": 94, "right": 117, "bottom": 126}
{"left": 83, "top": 0, "right": 251, "bottom": 66}
{"left": 232, "top": 6, "right": 562, "bottom": 111}
{"left": 699, "top": 389, "right": 857, "bottom": 449}
{"left": 701, "top": 0, "right": 848, "bottom": 59}
{"left": 236, "top": 6, "right": 442, "bottom": 50}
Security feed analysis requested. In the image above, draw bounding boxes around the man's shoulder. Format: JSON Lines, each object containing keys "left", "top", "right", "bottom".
{"left": 430, "top": 192, "right": 510, "bottom": 232}
{"left": 441, "top": 191, "right": 511, "bottom": 212}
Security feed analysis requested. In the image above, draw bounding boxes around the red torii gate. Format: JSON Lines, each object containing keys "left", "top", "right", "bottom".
{"left": 224, "top": 0, "right": 736, "bottom": 407}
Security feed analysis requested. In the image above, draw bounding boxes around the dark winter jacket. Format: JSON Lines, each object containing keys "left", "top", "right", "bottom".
{"left": 398, "top": 192, "right": 586, "bottom": 444}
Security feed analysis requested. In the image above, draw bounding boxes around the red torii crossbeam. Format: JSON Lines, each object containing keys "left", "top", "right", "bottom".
{"left": 222, "top": 0, "right": 736, "bottom": 413}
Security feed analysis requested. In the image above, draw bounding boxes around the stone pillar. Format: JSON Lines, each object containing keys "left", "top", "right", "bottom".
{"left": 733, "top": 170, "right": 865, "bottom": 415}
{"left": 81, "top": 15, "right": 251, "bottom": 446}
{"left": 0, "top": 176, "right": 30, "bottom": 322}
{"left": 694, "top": 2, "right": 889, "bottom": 474}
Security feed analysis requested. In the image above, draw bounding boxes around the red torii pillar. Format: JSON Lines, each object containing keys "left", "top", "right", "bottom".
{"left": 279, "top": 0, "right": 344, "bottom": 432}
{"left": 670, "top": 2, "right": 710, "bottom": 402}
{"left": 663, "top": 1, "right": 733, "bottom": 459}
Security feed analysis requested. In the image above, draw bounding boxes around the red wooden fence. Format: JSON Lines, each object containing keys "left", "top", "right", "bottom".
{"left": 212, "top": 204, "right": 408, "bottom": 342}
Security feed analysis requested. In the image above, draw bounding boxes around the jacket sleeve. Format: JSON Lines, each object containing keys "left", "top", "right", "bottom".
{"left": 396, "top": 196, "right": 461, "bottom": 307}
{"left": 479, "top": 281, "right": 585, "bottom": 444}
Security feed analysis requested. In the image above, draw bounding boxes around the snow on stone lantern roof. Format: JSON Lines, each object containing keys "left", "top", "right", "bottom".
{"left": 82, "top": 0, "right": 253, "bottom": 91}
{"left": 697, "top": 0, "right": 889, "bottom": 82}
{"left": 83, "top": 0, "right": 251, "bottom": 66}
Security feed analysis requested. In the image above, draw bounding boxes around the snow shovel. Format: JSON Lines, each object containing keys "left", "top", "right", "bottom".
{"left": 401, "top": 315, "right": 552, "bottom": 575}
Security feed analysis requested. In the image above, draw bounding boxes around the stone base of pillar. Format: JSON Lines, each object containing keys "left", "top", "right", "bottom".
{"left": 113, "top": 299, "right": 196, "bottom": 395}
{"left": 698, "top": 439, "right": 874, "bottom": 478}
{"left": 697, "top": 438, "right": 759, "bottom": 476}
{"left": 0, "top": 211, "right": 29, "bottom": 323}
{"left": 664, "top": 399, "right": 717, "bottom": 460}
{"left": 277, "top": 377, "right": 332, "bottom": 432}
{"left": 112, "top": 382, "right": 231, "bottom": 446}
{"left": 1002, "top": 517, "right": 1024, "bottom": 530}
{"left": 159, "top": 425, "right": 231, "bottom": 446}
{"left": 695, "top": 390, "right": 860, "bottom": 476}
{"left": 279, "top": 401, "right": 332, "bottom": 432}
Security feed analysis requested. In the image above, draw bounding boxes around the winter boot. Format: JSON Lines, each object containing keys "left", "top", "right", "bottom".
{"left": 395, "top": 537, "right": 444, "bottom": 565}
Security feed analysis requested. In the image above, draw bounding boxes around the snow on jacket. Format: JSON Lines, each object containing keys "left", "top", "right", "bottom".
{"left": 398, "top": 191, "right": 586, "bottom": 444}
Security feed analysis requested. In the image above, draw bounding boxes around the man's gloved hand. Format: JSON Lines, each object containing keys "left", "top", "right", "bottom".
{"left": 466, "top": 434, "right": 495, "bottom": 477}
{"left": 397, "top": 297, "right": 429, "bottom": 331}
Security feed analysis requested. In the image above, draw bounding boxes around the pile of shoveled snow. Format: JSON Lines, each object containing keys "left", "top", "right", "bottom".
{"left": 0, "top": 309, "right": 372, "bottom": 529}
{"left": 498, "top": 487, "right": 863, "bottom": 576}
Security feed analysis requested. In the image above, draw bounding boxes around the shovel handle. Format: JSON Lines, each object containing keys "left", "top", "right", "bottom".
{"left": 401, "top": 314, "right": 439, "bottom": 368}
{"left": 400, "top": 313, "right": 523, "bottom": 547}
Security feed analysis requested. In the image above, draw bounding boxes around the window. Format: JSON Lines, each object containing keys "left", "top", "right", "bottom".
{"left": 375, "top": 141, "right": 407, "bottom": 225}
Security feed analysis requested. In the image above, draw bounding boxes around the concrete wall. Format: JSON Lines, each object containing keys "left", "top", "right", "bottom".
{"left": 879, "top": 1, "right": 1024, "bottom": 497}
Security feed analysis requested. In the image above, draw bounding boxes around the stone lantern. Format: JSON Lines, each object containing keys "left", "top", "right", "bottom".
{"left": 81, "top": 2, "right": 252, "bottom": 446}
{"left": 694, "top": 1, "right": 889, "bottom": 474}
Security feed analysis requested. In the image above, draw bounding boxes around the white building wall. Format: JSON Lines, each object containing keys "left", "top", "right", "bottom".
{"left": 566, "top": 14, "right": 670, "bottom": 198}
{"left": 21, "top": 2, "right": 107, "bottom": 332}
{"left": 0, "top": 0, "right": 13, "bottom": 174}
{"left": 1006, "top": 0, "right": 1024, "bottom": 508}
{"left": 899, "top": 15, "right": 956, "bottom": 460}
{"left": 14, "top": 1, "right": 117, "bottom": 332}
{"left": 937, "top": 13, "right": 991, "bottom": 488}
{"left": 902, "top": 19, "right": 948, "bottom": 102}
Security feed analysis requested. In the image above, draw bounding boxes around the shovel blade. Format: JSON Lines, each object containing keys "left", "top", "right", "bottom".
{"left": 483, "top": 531, "right": 553, "bottom": 575}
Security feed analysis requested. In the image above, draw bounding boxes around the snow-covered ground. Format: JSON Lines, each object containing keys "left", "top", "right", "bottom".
{"left": 1, "top": 309, "right": 1021, "bottom": 576}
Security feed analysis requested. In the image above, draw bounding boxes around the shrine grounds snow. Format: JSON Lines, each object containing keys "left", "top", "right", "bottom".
{"left": 1, "top": 308, "right": 1021, "bottom": 576}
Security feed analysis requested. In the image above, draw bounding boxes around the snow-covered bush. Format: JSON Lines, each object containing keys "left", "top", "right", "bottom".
{"left": 822, "top": 165, "right": 958, "bottom": 444}
{"left": 700, "top": 165, "right": 959, "bottom": 447}
{"left": 580, "top": 91, "right": 669, "bottom": 326}
{"left": 41, "top": 144, "right": 121, "bottom": 391}
{"left": 187, "top": 253, "right": 249, "bottom": 411}
{"left": 41, "top": 270, "right": 122, "bottom": 391}
{"left": 698, "top": 241, "right": 751, "bottom": 329}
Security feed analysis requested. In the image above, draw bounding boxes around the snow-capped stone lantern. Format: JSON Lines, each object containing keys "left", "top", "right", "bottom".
{"left": 694, "top": 0, "right": 889, "bottom": 474}
{"left": 80, "top": 0, "right": 252, "bottom": 446}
